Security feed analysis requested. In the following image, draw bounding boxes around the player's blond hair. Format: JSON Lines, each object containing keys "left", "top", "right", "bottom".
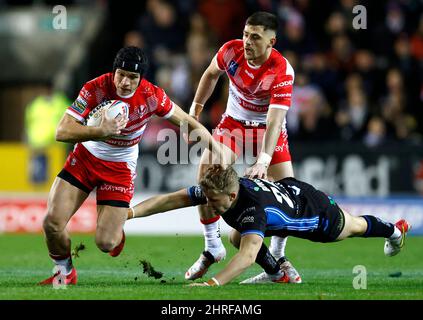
{"left": 200, "top": 165, "right": 239, "bottom": 194}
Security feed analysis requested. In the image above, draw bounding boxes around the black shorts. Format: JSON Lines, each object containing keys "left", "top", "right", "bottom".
{"left": 314, "top": 199, "right": 345, "bottom": 242}
{"left": 275, "top": 178, "right": 345, "bottom": 243}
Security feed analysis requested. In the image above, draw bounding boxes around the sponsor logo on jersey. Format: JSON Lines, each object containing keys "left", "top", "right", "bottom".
{"left": 137, "top": 104, "right": 147, "bottom": 115}
{"left": 241, "top": 215, "right": 255, "bottom": 224}
{"left": 193, "top": 186, "right": 205, "bottom": 200}
{"left": 245, "top": 69, "right": 254, "bottom": 79}
{"left": 106, "top": 136, "right": 142, "bottom": 147}
{"left": 228, "top": 60, "right": 239, "bottom": 76}
{"left": 99, "top": 184, "right": 130, "bottom": 194}
{"left": 273, "top": 93, "right": 292, "bottom": 98}
{"left": 272, "top": 80, "right": 293, "bottom": 89}
{"left": 161, "top": 93, "right": 168, "bottom": 108}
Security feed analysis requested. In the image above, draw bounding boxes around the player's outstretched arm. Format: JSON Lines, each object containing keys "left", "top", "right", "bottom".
{"left": 56, "top": 111, "right": 128, "bottom": 143}
{"left": 168, "top": 104, "right": 227, "bottom": 165}
{"left": 190, "top": 234, "right": 263, "bottom": 286}
{"left": 189, "top": 55, "right": 224, "bottom": 120}
{"left": 127, "top": 189, "right": 193, "bottom": 220}
{"left": 244, "top": 108, "right": 287, "bottom": 179}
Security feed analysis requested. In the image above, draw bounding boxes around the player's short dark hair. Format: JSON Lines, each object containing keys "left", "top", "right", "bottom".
{"left": 246, "top": 11, "right": 278, "bottom": 32}
{"left": 113, "top": 46, "right": 148, "bottom": 78}
{"left": 200, "top": 165, "right": 239, "bottom": 194}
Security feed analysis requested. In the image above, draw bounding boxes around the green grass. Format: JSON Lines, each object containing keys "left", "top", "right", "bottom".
{"left": 0, "top": 234, "right": 422, "bottom": 300}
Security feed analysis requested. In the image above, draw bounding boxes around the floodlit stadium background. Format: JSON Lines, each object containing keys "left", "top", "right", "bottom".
{"left": 0, "top": 0, "right": 422, "bottom": 236}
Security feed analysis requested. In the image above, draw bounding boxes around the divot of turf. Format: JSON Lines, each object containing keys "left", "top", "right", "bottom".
{"left": 139, "top": 259, "right": 163, "bottom": 279}
{"left": 71, "top": 242, "right": 86, "bottom": 259}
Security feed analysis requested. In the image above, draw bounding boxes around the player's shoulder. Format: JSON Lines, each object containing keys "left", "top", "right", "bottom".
{"left": 85, "top": 72, "right": 113, "bottom": 89}
{"left": 219, "top": 39, "right": 243, "bottom": 52}
{"left": 136, "top": 78, "right": 164, "bottom": 96}
{"left": 268, "top": 49, "right": 295, "bottom": 78}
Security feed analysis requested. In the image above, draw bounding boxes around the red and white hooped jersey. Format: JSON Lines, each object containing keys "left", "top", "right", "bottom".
{"left": 216, "top": 39, "right": 294, "bottom": 128}
{"left": 66, "top": 72, "right": 175, "bottom": 162}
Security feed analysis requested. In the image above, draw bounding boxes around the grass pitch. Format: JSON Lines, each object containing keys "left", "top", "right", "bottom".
{"left": 0, "top": 234, "right": 422, "bottom": 300}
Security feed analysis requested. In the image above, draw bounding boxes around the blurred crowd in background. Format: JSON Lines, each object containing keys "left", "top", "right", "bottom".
{"left": 4, "top": 0, "right": 423, "bottom": 149}
{"left": 112, "top": 0, "right": 423, "bottom": 148}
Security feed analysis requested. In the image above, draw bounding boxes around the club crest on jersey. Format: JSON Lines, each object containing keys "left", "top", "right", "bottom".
{"left": 228, "top": 60, "right": 239, "bottom": 76}
{"left": 137, "top": 104, "right": 147, "bottom": 115}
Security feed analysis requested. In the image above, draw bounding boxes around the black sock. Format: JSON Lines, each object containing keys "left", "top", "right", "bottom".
{"left": 255, "top": 243, "right": 280, "bottom": 275}
{"left": 361, "top": 215, "right": 395, "bottom": 238}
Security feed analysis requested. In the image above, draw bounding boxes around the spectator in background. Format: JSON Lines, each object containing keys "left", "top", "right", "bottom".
{"left": 305, "top": 52, "right": 339, "bottom": 107}
{"left": 410, "top": 14, "right": 423, "bottom": 60}
{"left": 380, "top": 68, "right": 408, "bottom": 139}
{"left": 371, "top": 2, "right": 406, "bottom": 58}
{"left": 287, "top": 72, "right": 332, "bottom": 141}
{"left": 276, "top": 8, "right": 316, "bottom": 56}
{"left": 327, "top": 34, "right": 355, "bottom": 78}
{"left": 136, "top": 0, "right": 187, "bottom": 55}
{"left": 363, "top": 115, "right": 387, "bottom": 147}
{"left": 198, "top": 0, "right": 247, "bottom": 43}
{"left": 353, "top": 49, "right": 379, "bottom": 102}
{"left": 171, "top": 32, "right": 216, "bottom": 108}
{"left": 335, "top": 88, "right": 370, "bottom": 141}
{"left": 127, "top": 0, "right": 188, "bottom": 81}
{"left": 393, "top": 34, "right": 420, "bottom": 89}
{"left": 115, "top": 0, "right": 422, "bottom": 145}
{"left": 25, "top": 85, "right": 71, "bottom": 184}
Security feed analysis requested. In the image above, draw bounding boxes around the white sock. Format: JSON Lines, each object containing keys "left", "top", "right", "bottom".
{"left": 269, "top": 236, "right": 287, "bottom": 260}
{"left": 202, "top": 219, "right": 224, "bottom": 256}
{"left": 389, "top": 226, "right": 402, "bottom": 240}
{"left": 53, "top": 257, "right": 73, "bottom": 275}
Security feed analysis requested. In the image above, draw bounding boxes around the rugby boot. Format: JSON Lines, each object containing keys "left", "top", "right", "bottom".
{"left": 185, "top": 248, "right": 226, "bottom": 280}
{"left": 38, "top": 267, "right": 77, "bottom": 286}
{"left": 384, "top": 219, "right": 411, "bottom": 257}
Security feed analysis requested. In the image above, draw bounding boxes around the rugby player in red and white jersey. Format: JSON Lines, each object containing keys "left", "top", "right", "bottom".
{"left": 39, "top": 46, "right": 225, "bottom": 285}
{"left": 185, "top": 12, "right": 302, "bottom": 283}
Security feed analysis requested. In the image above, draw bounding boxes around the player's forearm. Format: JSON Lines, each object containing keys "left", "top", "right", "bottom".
{"left": 187, "top": 118, "right": 225, "bottom": 163}
{"left": 56, "top": 124, "right": 105, "bottom": 143}
{"left": 56, "top": 115, "right": 106, "bottom": 143}
{"left": 190, "top": 70, "right": 220, "bottom": 118}
{"left": 258, "top": 108, "right": 286, "bottom": 163}
{"left": 194, "top": 70, "right": 220, "bottom": 104}
{"left": 260, "top": 120, "right": 282, "bottom": 157}
{"left": 128, "top": 190, "right": 192, "bottom": 220}
{"left": 212, "top": 252, "right": 255, "bottom": 285}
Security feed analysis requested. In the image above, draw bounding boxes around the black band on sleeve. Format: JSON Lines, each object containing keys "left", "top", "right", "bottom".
{"left": 187, "top": 185, "right": 207, "bottom": 206}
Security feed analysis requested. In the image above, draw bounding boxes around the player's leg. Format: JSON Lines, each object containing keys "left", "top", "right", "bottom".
{"left": 266, "top": 159, "right": 301, "bottom": 283}
{"left": 94, "top": 159, "right": 137, "bottom": 257}
{"left": 95, "top": 205, "right": 128, "bottom": 255}
{"left": 39, "top": 175, "right": 89, "bottom": 285}
{"left": 185, "top": 143, "right": 237, "bottom": 280}
{"left": 336, "top": 208, "right": 411, "bottom": 256}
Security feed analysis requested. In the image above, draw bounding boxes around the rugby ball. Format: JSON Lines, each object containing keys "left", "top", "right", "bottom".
{"left": 86, "top": 100, "right": 129, "bottom": 127}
